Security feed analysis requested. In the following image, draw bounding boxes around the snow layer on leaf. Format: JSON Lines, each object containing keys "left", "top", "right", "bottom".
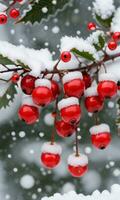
{"left": 58, "top": 97, "right": 79, "bottom": 110}
{"left": 111, "top": 7, "right": 120, "bottom": 32}
{"left": 87, "top": 30, "right": 105, "bottom": 45}
{"left": 60, "top": 36, "right": 99, "bottom": 61}
{"left": 41, "top": 142, "right": 62, "bottom": 155}
{"left": 68, "top": 153, "right": 88, "bottom": 167}
{"left": 93, "top": 0, "right": 115, "bottom": 20}
{"left": 42, "top": 184, "right": 120, "bottom": 200}
{"left": 0, "top": 41, "right": 53, "bottom": 76}
{"left": 89, "top": 123, "right": 110, "bottom": 135}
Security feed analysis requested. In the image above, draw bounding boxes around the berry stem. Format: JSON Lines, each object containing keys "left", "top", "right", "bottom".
{"left": 94, "top": 113, "right": 99, "bottom": 125}
{"left": 75, "top": 127, "right": 80, "bottom": 157}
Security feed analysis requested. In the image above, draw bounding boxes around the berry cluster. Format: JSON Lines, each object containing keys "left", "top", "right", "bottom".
{"left": 0, "top": 0, "right": 25, "bottom": 25}
{"left": 9, "top": 47, "right": 118, "bottom": 177}
{"left": 88, "top": 22, "right": 120, "bottom": 50}
{"left": 3, "top": 22, "right": 119, "bottom": 177}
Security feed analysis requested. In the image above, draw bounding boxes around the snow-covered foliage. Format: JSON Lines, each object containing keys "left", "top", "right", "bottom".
{"left": 93, "top": 0, "right": 115, "bottom": 20}
{"left": 42, "top": 184, "right": 120, "bottom": 200}
{"left": 111, "top": 7, "right": 120, "bottom": 32}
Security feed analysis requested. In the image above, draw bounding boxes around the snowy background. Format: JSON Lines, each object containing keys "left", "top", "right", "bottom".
{"left": 0, "top": 0, "right": 120, "bottom": 200}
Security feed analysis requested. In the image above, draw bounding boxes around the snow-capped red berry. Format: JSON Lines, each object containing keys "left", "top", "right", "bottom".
{"left": 41, "top": 142, "right": 62, "bottom": 169}
{"left": 84, "top": 86, "right": 104, "bottom": 113}
{"left": 18, "top": 96, "right": 39, "bottom": 124}
{"left": 0, "top": 14, "right": 7, "bottom": 24}
{"left": 9, "top": 9, "right": 20, "bottom": 19}
{"left": 60, "top": 51, "right": 71, "bottom": 62}
{"left": 11, "top": 73, "right": 20, "bottom": 83}
{"left": 112, "top": 32, "right": 120, "bottom": 41}
{"left": 82, "top": 71, "right": 92, "bottom": 89}
{"left": 87, "top": 22, "right": 96, "bottom": 30}
{"left": 32, "top": 79, "right": 52, "bottom": 106}
{"left": 51, "top": 80, "right": 60, "bottom": 101}
{"left": 58, "top": 97, "right": 81, "bottom": 124}
{"left": 97, "top": 73, "right": 118, "bottom": 98}
{"left": 62, "top": 71, "right": 85, "bottom": 98}
{"left": 68, "top": 153, "right": 88, "bottom": 177}
{"left": 21, "top": 74, "right": 36, "bottom": 95}
{"left": 55, "top": 120, "right": 75, "bottom": 138}
{"left": 89, "top": 124, "right": 111, "bottom": 149}
{"left": 108, "top": 41, "right": 117, "bottom": 50}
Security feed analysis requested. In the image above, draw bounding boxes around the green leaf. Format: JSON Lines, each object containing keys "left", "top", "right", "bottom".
{"left": 71, "top": 48, "right": 95, "bottom": 62}
{"left": 18, "top": 0, "right": 70, "bottom": 24}
{"left": 16, "top": 60, "right": 30, "bottom": 70}
{"left": 95, "top": 14, "right": 113, "bottom": 28}
{"left": 0, "top": 54, "right": 16, "bottom": 65}
{"left": 93, "top": 35, "right": 105, "bottom": 51}
{"left": 0, "top": 84, "right": 17, "bottom": 109}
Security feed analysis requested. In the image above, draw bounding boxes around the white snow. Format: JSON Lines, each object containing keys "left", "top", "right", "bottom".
{"left": 22, "top": 95, "right": 36, "bottom": 106}
{"left": 67, "top": 153, "right": 88, "bottom": 167}
{"left": 62, "top": 71, "right": 83, "bottom": 84}
{"left": 84, "top": 86, "right": 98, "bottom": 97}
{"left": 42, "top": 184, "right": 120, "bottom": 200}
{"left": 93, "top": 0, "right": 115, "bottom": 20}
{"left": 44, "top": 113, "right": 55, "bottom": 126}
{"left": 99, "top": 73, "right": 118, "bottom": 83}
{"left": 89, "top": 123, "right": 110, "bottom": 135}
{"left": 0, "top": 3, "right": 7, "bottom": 12}
{"left": 41, "top": 142, "right": 62, "bottom": 155}
{"left": 58, "top": 97, "right": 79, "bottom": 110}
{"left": 60, "top": 36, "right": 99, "bottom": 61}
{"left": 87, "top": 30, "right": 105, "bottom": 45}
{"left": 111, "top": 7, "right": 120, "bottom": 32}
{"left": 35, "top": 78, "right": 51, "bottom": 89}
{"left": 20, "top": 174, "right": 35, "bottom": 189}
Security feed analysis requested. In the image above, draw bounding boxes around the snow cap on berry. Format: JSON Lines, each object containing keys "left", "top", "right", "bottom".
{"left": 99, "top": 73, "right": 118, "bottom": 83}
{"left": 41, "top": 142, "right": 62, "bottom": 155}
{"left": 84, "top": 86, "right": 98, "bottom": 97}
{"left": 89, "top": 123, "right": 110, "bottom": 135}
{"left": 35, "top": 79, "right": 51, "bottom": 89}
{"left": 58, "top": 97, "right": 79, "bottom": 111}
{"left": 0, "top": 3, "right": 7, "bottom": 12}
{"left": 62, "top": 71, "right": 83, "bottom": 84}
{"left": 22, "top": 95, "right": 36, "bottom": 107}
{"left": 68, "top": 153, "right": 88, "bottom": 167}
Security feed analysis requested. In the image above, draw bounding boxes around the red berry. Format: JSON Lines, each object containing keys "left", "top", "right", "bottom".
{"left": 90, "top": 124, "right": 111, "bottom": 149}
{"left": 0, "top": 14, "right": 7, "bottom": 24}
{"left": 112, "top": 32, "right": 120, "bottom": 41}
{"left": 16, "top": 0, "right": 23, "bottom": 2}
{"left": 51, "top": 80, "right": 60, "bottom": 101}
{"left": 68, "top": 154, "right": 88, "bottom": 177}
{"left": 108, "top": 41, "right": 117, "bottom": 50}
{"left": 82, "top": 71, "right": 92, "bottom": 89}
{"left": 9, "top": 9, "right": 20, "bottom": 19}
{"left": 41, "top": 142, "right": 61, "bottom": 169}
{"left": 84, "top": 87, "right": 104, "bottom": 113}
{"left": 32, "top": 79, "right": 52, "bottom": 106}
{"left": 18, "top": 105, "right": 39, "bottom": 124}
{"left": 60, "top": 51, "right": 71, "bottom": 62}
{"left": 55, "top": 120, "right": 75, "bottom": 138}
{"left": 87, "top": 22, "right": 96, "bottom": 30}
{"left": 58, "top": 98, "right": 81, "bottom": 125}
{"left": 85, "top": 96, "right": 104, "bottom": 113}
{"left": 97, "top": 81, "right": 117, "bottom": 98}
{"left": 11, "top": 73, "right": 20, "bottom": 83}
{"left": 21, "top": 75, "right": 36, "bottom": 95}
{"left": 63, "top": 72, "right": 85, "bottom": 98}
